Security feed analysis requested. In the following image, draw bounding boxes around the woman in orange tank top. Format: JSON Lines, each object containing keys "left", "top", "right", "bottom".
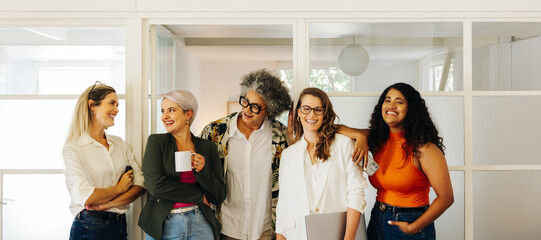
{"left": 366, "top": 83, "right": 454, "bottom": 240}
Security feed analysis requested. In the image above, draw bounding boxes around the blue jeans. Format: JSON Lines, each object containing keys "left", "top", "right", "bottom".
{"left": 145, "top": 207, "right": 214, "bottom": 240}
{"left": 69, "top": 210, "right": 127, "bottom": 240}
{"left": 367, "top": 202, "right": 435, "bottom": 240}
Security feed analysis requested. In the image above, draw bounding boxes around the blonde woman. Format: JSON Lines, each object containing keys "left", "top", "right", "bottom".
{"left": 63, "top": 82, "right": 146, "bottom": 240}
{"left": 276, "top": 87, "right": 368, "bottom": 240}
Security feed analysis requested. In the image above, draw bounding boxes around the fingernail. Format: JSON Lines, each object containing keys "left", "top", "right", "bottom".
{"left": 388, "top": 221, "right": 392, "bottom": 225}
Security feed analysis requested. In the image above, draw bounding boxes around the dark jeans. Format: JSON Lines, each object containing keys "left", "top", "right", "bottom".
{"left": 367, "top": 201, "right": 435, "bottom": 240}
{"left": 69, "top": 210, "right": 127, "bottom": 240}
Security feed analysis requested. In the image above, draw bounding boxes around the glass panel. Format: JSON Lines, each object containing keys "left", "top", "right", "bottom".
{"left": 156, "top": 32, "right": 176, "bottom": 96}
{"left": 0, "top": 27, "right": 126, "bottom": 94}
{"left": 424, "top": 96, "right": 464, "bottom": 166}
{"left": 430, "top": 171, "right": 464, "bottom": 240}
{"left": 330, "top": 96, "right": 378, "bottom": 129}
{"left": 474, "top": 171, "right": 541, "bottom": 239}
{"left": 473, "top": 22, "right": 541, "bottom": 91}
{"left": 473, "top": 96, "right": 541, "bottom": 165}
{"left": 309, "top": 22, "right": 463, "bottom": 92}
{"left": 0, "top": 99, "right": 125, "bottom": 169}
{"left": 151, "top": 24, "right": 293, "bottom": 135}
{"left": 331, "top": 96, "right": 464, "bottom": 166}
{"left": 3, "top": 174, "right": 72, "bottom": 239}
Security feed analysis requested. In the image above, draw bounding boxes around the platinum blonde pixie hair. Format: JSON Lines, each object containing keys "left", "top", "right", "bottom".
{"left": 240, "top": 69, "right": 292, "bottom": 119}
{"left": 162, "top": 89, "right": 198, "bottom": 125}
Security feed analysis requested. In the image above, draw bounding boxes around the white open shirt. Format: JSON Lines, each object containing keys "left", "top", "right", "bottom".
{"left": 220, "top": 114, "right": 273, "bottom": 240}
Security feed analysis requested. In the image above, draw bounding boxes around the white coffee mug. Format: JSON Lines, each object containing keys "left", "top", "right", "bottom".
{"left": 175, "top": 151, "right": 195, "bottom": 172}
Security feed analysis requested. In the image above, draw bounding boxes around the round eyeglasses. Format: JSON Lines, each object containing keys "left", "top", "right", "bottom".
{"left": 299, "top": 105, "right": 324, "bottom": 115}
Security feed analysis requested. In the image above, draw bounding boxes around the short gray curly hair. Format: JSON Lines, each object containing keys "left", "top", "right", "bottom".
{"left": 240, "top": 69, "right": 292, "bottom": 120}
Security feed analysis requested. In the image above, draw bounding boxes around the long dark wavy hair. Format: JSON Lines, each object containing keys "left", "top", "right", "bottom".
{"left": 368, "top": 83, "right": 445, "bottom": 160}
{"left": 292, "top": 87, "right": 339, "bottom": 162}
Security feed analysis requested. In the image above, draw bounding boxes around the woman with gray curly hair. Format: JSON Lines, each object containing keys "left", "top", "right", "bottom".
{"left": 200, "top": 69, "right": 292, "bottom": 240}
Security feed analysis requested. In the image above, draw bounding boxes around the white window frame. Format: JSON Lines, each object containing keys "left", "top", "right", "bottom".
{"left": 0, "top": 18, "right": 145, "bottom": 240}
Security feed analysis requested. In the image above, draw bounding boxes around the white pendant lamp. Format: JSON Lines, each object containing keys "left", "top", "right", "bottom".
{"left": 338, "top": 43, "right": 369, "bottom": 76}
{"left": 0, "top": 47, "right": 11, "bottom": 74}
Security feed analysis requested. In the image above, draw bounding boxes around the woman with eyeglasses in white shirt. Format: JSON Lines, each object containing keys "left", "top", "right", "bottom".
{"left": 63, "top": 82, "right": 146, "bottom": 240}
{"left": 276, "top": 87, "right": 368, "bottom": 240}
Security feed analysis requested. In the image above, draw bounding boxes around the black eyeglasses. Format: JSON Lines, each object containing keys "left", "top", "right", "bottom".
{"left": 239, "top": 96, "right": 267, "bottom": 114}
{"left": 299, "top": 105, "right": 324, "bottom": 115}
{"left": 88, "top": 81, "right": 104, "bottom": 99}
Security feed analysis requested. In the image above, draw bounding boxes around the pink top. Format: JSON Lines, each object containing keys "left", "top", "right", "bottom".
{"left": 172, "top": 171, "right": 197, "bottom": 208}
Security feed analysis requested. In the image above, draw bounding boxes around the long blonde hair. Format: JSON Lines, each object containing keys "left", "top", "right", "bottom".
{"left": 292, "top": 87, "right": 339, "bottom": 161}
{"left": 64, "top": 83, "right": 116, "bottom": 145}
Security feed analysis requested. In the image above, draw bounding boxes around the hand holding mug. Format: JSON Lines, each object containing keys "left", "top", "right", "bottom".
{"left": 191, "top": 150, "right": 205, "bottom": 173}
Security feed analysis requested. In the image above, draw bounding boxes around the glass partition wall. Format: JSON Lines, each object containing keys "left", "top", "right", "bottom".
{"left": 148, "top": 23, "right": 294, "bottom": 134}
{"left": 307, "top": 20, "right": 541, "bottom": 240}
{"left": 308, "top": 22, "right": 464, "bottom": 92}
{"left": 1, "top": 18, "right": 540, "bottom": 240}
{"left": 0, "top": 26, "right": 127, "bottom": 239}
{"left": 472, "top": 22, "right": 541, "bottom": 240}
{"left": 144, "top": 20, "right": 541, "bottom": 240}
{"left": 309, "top": 22, "right": 465, "bottom": 240}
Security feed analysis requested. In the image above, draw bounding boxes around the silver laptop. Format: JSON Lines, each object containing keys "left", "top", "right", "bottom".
{"left": 305, "top": 212, "right": 367, "bottom": 240}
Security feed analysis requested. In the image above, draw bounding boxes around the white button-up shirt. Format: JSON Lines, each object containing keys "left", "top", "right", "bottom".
{"left": 221, "top": 114, "right": 273, "bottom": 240}
{"left": 62, "top": 133, "right": 145, "bottom": 216}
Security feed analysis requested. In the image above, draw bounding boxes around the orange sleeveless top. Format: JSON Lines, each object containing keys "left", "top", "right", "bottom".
{"left": 368, "top": 131, "right": 430, "bottom": 207}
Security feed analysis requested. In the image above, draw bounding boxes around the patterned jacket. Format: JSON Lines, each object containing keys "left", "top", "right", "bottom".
{"left": 199, "top": 112, "right": 289, "bottom": 232}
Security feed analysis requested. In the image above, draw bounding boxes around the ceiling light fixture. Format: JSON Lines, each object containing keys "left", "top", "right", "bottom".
{"left": 338, "top": 39, "right": 370, "bottom": 76}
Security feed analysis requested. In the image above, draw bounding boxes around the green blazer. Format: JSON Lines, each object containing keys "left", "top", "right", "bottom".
{"left": 138, "top": 133, "right": 226, "bottom": 240}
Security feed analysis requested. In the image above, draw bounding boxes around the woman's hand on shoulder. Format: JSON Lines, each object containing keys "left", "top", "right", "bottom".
{"left": 351, "top": 132, "right": 368, "bottom": 168}
{"left": 335, "top": 124, "right": 369, "bottom": 166}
